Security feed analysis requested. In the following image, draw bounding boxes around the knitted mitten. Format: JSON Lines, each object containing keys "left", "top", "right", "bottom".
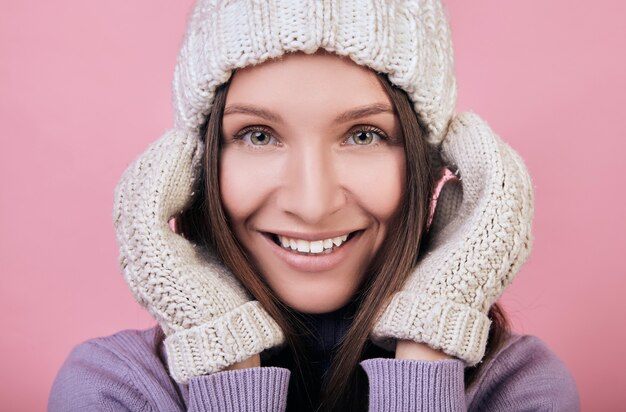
{"left": 371, "top": 112, "right": 534, "bottom": 365}
{"left": 113, "top": 130, "right": 284, "bottom": 383}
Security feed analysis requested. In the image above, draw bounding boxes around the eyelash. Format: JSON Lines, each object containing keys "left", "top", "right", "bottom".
{"left": 344, "top": 125, "right": 389, "bottom": 146}
{"left": 233, "top": 126, "right": 279, "bottom": 147}
{"left": 232, "top": 125, "right": 390, "bottom": 148}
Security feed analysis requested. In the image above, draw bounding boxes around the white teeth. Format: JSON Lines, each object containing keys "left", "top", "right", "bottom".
{"left": 277, "top": 233, "right": 352, "bottom": 254}
{"left": 309, "top": 241, "right": 324, "bottom": 253}
{"left": 296, "top": 240, "right": 310, "bottom": 253}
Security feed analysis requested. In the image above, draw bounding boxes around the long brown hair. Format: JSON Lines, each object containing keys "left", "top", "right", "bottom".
{"left": 176, "top": 71, "right": 509, "bottom": 411}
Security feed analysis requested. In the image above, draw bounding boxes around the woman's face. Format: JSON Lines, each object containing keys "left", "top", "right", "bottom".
{"left": 220, "top": 52, "right": 405, "bottom": 313}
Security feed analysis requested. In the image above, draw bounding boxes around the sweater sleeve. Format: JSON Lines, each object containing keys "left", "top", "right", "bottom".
{"left": 361, "top": 358, "right": 466, "bottom": 411}
{"left": 48, "top": 339, "right": 168, "bottom": 411}
{"left": 360, "top": 334, "right": 579, "bottom": 412}
{"left": 466, "top": 335, "right": 580, "bottom": 411}
{"left": 48, "top": 330, "right": 291, "bottom": 412}
{"left": 187, "top": 368, "right": 290, "bottom": 411}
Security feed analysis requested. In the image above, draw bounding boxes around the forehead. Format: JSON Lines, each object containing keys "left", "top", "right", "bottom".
{"left": 225, "top": 52, "right": 391, "bottom": 113}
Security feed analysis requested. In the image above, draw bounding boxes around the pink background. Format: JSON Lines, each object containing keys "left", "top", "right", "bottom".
{"left": 1, "top": 0, "right": 625, "bottom": 410}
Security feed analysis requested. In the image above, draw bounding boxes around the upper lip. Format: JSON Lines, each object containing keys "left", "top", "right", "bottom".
{"left": 261, "top": 229, "right": 362, "bottom": 241}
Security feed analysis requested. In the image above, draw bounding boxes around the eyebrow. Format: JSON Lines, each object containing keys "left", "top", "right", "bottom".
{"left": 223, "top": 105, "right": 282, "bottom": 122}
{"left": 222, "top": 103, "right": 394, "bottom": 124}
{"left": 333, "top": 103, "right": 395, "bottom": 123}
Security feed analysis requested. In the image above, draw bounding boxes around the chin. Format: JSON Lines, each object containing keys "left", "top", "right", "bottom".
{"left": 277, "top": 287, "right": 355, "bottom": 314}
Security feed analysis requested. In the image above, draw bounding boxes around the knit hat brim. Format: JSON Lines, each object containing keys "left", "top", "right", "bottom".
{"left": 173, "top": 0, "right": 456, "bottom": 144}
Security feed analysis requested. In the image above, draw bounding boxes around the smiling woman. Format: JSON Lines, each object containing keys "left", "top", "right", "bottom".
{"left": 218, "top": 53, "right": 407, "bottom": 314}
{"left": 48, "top": 0, "right": 579, "bottom": 411}
{"left": 176, "top": 53, "right": 439, "bottom": 408}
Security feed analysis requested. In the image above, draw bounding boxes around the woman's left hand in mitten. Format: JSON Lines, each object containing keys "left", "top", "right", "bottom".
{"left": 372, "top": 112, "right": 534, "bottom": 365}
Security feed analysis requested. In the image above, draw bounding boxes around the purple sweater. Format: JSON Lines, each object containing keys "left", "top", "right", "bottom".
{"left": 49, "top": 322, "right": 579, "bottom": 411}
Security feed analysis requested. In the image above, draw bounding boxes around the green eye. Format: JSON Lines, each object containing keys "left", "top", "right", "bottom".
{"left": 353, "top": 131, "right": 374, "bottom": 145}
{"left": 250, "top": 131, "right": 271, "bottom": 145}
{"left": 234, "top": 127, "right": 277, "bottom": 146}
{"left": 348, "top": 129, "right": 385, "bottom": 145}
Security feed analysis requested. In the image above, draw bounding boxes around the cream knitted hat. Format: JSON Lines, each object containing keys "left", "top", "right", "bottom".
{"left": 114, "top": 0, "right": 533, "bottom": 382}
{"left": 173, "top": 0, "right": 456, "bottom": 144}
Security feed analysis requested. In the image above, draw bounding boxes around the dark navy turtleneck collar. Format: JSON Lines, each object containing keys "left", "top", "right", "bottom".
{"left": 296, "top": 299, "right": 358, "bottom": 355}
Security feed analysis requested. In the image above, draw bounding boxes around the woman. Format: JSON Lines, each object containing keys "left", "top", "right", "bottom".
{"left": 49, "top": 0, "right": 579, "bottom": 410}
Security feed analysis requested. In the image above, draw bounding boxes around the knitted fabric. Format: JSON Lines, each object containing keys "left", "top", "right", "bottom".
{"left": 49, "top": 327, "right": 580, "bottom": 411}
{"left": 173, "top": 0, "right": 456, "bottom": 144}
{"left": 113, "top": 0, "right": 534, "bottom": 383}
{"left": 372, "top": 113, "right": 534, "bottom": 365}
{"left": 113, "top": 130, "right": 284, "bottom": 383}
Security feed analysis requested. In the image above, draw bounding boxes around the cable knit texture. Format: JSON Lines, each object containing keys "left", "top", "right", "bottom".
{"left": 372, "top": 112, "right": 534, "bottom": 365}
{"left": 113, "top": 130, "right": 284, "bottom": 383}
{"left": 113, "top": 0, "right": 534, "bottom": 384}
{"left": 173, "top": 0, "right": 456, "bottom": 144}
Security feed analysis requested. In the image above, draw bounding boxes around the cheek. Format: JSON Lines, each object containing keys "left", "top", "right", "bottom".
{"left": 339, "top": 149, "right": 406, "bottom": 222}
{"left": 219, "top": 149, "right": 279, "bottom": 222}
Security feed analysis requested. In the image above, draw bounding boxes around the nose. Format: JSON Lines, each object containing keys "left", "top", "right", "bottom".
{"left": 277, "top": 144, "right": 347, "bottom": 225}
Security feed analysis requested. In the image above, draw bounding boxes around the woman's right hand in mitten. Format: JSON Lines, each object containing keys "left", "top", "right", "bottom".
{"left": 113, "top": 129, "right": 284, "bottom": 384}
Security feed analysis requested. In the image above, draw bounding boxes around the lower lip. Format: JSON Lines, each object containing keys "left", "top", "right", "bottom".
{"left": 261, "top": 232, "right": 362, "bottom": 273}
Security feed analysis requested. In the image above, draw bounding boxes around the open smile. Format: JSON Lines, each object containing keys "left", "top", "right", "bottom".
{"left": 259, "top": 230, "right": 364, "bottom": 272}
{"left": 266, "top": 231, "right": 362, "bottom": 255}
